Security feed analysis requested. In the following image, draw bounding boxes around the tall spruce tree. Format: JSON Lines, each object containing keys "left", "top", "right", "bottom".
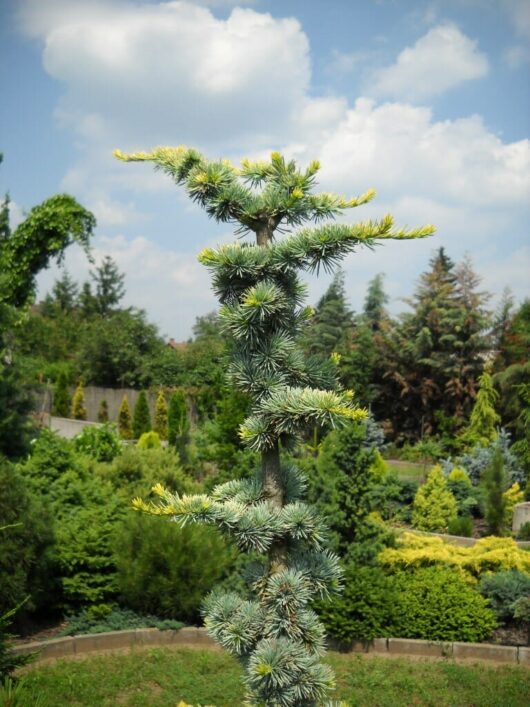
{"left": 91, "top": 255, "right": 125, "bottom": 315}
{"left": 52, "top": 270, "right": 79, "bottom": 313}
{"left": 363, "top": 273, "right": 388, "bottom": 332}
{"left": 304, "top": 270, "right": 354, "bottom": 357}
{"left": 117, "top": 145, "right": 433, "bottom": 706}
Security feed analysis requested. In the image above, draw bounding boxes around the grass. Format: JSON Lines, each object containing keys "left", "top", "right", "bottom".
{"left": 10, "top": 647, "right": 530, "bottom": 706}
{"left": 386, "top": 459, "right": 426, "bottom": 482}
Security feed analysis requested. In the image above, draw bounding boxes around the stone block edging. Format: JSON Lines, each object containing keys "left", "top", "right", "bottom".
{"left": 11, "top": 628, "right": 529, "bottom": 666}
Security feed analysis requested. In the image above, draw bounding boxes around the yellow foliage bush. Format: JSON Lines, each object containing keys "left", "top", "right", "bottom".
{"left": 379, "top": 532, "right": 530, "bottom": 578}
{"left": 503, "top": 482, "right": 524, "bottom": 528}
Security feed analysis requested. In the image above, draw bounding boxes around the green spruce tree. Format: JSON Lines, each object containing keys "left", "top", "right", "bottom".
{"left": 91, "top": 255, "right": 125, "bottom": 315}
{"left": 53, "top": 370, "right": 71, "bottom": 417}
{"left": 153, "top": 390, "right": 168, "bottom": 440}
{"left": 304, "top": 270, "right": 354, "bottom": 357}
{"left": 52, "top": 270, "right": 79, "bottom": 312}
{"left": 117, "top": 145, "right": 433, "bottom": 706}
{"left": 117, "top": 395, "right": 133, "bottom": 440}
{"left": 133, "top": 391, "right": 151, "bottom": 439}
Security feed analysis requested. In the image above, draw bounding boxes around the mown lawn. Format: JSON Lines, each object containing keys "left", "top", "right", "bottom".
{"left": 385, "top": 459, "right": 426, "bottom": 482}
{"left": 12, "top": 647, "right": 530, "bottom": 706}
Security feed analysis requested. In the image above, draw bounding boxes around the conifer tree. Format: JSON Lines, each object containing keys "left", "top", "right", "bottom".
{"left": 363, "top": 273, "right": 388, "bottom": 332}
{"left": 52, "top": 270, "right": 78, "bottom": 312}
{"left": 117, "top": 395, "right": 133, "bottom": 440}
{"left": 133, "top": 391, "right": 151, "bottom": 439}
{"left": 70, "top": 380, "right": 87, "bottom": 420}
{"left": 53, "top": 370, "right": 71, "bottom": 417}
{"left": 485, "top": 446, "right": 507, "bottom": 535}
{"left": 117, "top": 145, "right": 433, "bottom": 706}
{"left": 91, "top": 255, "right": 125, "bottom": 315}
{"left": 304, "top": 270, "right": 354, "bottom": 357}
{"left": 412, "top": 464, "right": 458, "bottom": 532}
{"left": 168, "top": 390, "right": 189, "bottom": 458}
{"left": 461, "top": 364, "right": 500, "bottom": 448}
{"left": 154, "top": 390, "right": 169, "bottom": 440}
{"left": 97, "top": 399, "right": 109, "bottom": 423}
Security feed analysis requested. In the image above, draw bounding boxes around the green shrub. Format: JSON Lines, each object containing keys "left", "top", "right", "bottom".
{"left": 52, "top": 473, "right": 123, "bottom": 609}
{"left": 73, "top": 423, "right": 122, "bottom": 462}
{"left": 316, "top": 565, "right": 396, "bottom": 643}
{"left": 517, "top": 521, "right": 530, "bottom": 540}
{"left": 0, "top": 460, "right": 54, "bottom": 617}
{"left": 447, "top": 467, "right": 480, "bottom": 517}
{"left": 412, "top": 465, "right": 457, "bottom": 532}
{"left": 115, "top": 514, "right": 235, "bottom": 623}
{"left": 447, "top": 515, "right": 474, "bottom": 537}
{"left": 136, "top": 431, "right": 161, "bottom": 450}
{"left": 0, "top": 605, "right": 31, "bottom": 681}
{"left": 479, "top": 570, "right": 530, "bottom": 623}
{"left": 95, "top": 445, "right": 195, "bottom": 501}
{"left": 59, "top": 605, "right": 183, "bottom": 636}
{"left": 391, "top": 566, "right": 496, "bottom": 642}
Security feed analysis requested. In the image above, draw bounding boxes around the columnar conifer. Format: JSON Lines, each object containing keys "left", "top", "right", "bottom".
{"left": 53, "top": 370, "right": 71, "bottom": 418}
{"left": 117, "top": 145, "right": 433, "bottom": 706}
{"left": 117, "top": 395, "right": 133, "bottom": 440}
{"left": 154, "top": 390, "right": 168, "bottom": 440}
{"left": 70, "top": 380, "right": 87, "bottom": 420}
{"left": 133, "top": 391, "right": 151, "bottom": 439}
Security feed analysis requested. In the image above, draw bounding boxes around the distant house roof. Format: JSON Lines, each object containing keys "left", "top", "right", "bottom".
{"left": 167, "top": 338, "right": 189, "bottom": 352}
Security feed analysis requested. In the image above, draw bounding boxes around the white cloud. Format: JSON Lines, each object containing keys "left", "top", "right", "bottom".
{"left": 371, "top": 23, "right": 489, "bottom": 101}
{"left": 20, "top": 0, "right": 313, "bottom": 149}
{"left": 291, "top": 99, "right": 530, "bottom": 208}
{"left": 18, "top": 1, "right": 530, "bottom": 335}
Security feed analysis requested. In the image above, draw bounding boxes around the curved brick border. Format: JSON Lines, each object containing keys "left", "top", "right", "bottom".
{"left": 11, "top": 628, "right": 529, "bottom": 667}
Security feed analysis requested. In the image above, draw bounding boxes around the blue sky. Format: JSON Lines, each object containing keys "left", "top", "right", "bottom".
{"left": 1, "top": 0, "right": 529, "bottom": 339}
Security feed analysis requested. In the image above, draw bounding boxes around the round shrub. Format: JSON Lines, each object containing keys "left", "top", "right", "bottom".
{"left": 115, "top": 514, "right": 235, "bottom": 623}
{"left": 479, "top": 570, "right": 530, "bottom": 623}
{"left": 391, "top": 566, "right": 496, "bottom": 642}
{"left": 74, "top": 423, "right": 122, "bottom": 462}
{"left": 136, "top": 431, "right": 161, "bottom": 450}
{"left": 316, "top": 564, "right": 396, "bottom": 643}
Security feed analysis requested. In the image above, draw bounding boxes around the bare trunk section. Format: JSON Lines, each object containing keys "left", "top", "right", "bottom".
{"left": 256, "top": 223, "right": 287, "bottom": 572}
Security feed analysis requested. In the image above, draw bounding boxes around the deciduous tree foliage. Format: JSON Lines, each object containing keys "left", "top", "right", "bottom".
{"left": 116, "top": 145, "right": 433, "bottom": 706}
{"left": 0, "top": 154, "right": 94, "bottom": 456}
